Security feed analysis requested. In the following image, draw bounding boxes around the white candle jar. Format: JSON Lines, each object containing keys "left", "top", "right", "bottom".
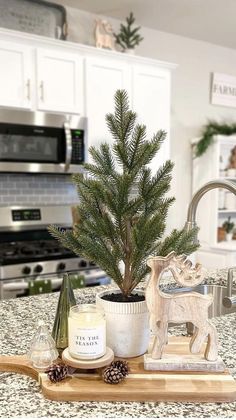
{"left": 68, "top": 304, "right": 106, "bottom": 360}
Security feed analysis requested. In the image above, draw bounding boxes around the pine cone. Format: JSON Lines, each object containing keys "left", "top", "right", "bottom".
{"left": 102, "top": 366, "right": 123, "bottom": 384}
{"left": 111, "top": 360, "right": 129, "bottom": 377}
{"left": 45, "top": 363, "right": 68, "bottom": 383}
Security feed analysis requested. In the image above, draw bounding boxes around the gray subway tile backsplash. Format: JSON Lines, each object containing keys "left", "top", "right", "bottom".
{"left": 0, "top": 174, "right": 79, "bottom": 207}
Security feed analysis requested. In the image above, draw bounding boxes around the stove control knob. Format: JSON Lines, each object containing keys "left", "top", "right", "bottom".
{"left": 22, "top": 266, "right": 31, "bottom": 275}
{"left": 79, "top": 260, "right": 87, "bottom": 268}
{"left": 57, "top": 262, "right": 66, "bottom": 271}
{"left": 34, "top": 264, "right": 43, "bottom": 274}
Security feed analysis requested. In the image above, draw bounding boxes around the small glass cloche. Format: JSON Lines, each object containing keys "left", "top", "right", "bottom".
{"left": 28, "top": 320, "right": 58, "bottom": 369}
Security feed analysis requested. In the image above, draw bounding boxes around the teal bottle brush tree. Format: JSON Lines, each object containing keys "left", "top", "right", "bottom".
{"left": 49, "top": 89, "right": 199, "bottom": 300}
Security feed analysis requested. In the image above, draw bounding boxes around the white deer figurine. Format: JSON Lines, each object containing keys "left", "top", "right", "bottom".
{"left": 145, "top": 252, "right": 218, "bottom": 362}
{"left": 94, "top": 19, "right": 115, "bottom": 50}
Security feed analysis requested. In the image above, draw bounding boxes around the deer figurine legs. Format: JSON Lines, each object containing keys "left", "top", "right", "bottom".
{"left": 150, "top": 318, "right": 218, "bottom": 361}
{"left": 205, "top": 323, "right": 218, "bottom": 361}
{"left": 190, "top": 321, "right": 218, "bottom": 361}
{"left": 150, "top": 317, "right": 168, "bottom": 359}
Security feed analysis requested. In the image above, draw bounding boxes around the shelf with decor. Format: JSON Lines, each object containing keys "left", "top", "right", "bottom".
{"left": 192, "top": 134, "right": 236, "bottom": 268}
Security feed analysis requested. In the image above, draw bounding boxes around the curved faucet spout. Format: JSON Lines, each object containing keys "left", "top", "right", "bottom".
{"left": 184, "top": 179, "right": 236, "bottom": 243}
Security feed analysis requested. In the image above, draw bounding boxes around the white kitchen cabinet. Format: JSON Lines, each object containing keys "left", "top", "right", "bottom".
{"left": 85, "top": 58, "right": 171, "bottom": 169}
{"left": 0, "top": 41, "right": 82, "bottom": 114}
{"left": 85, "top": 57, "right": 131, "bottom": 158}
{"left": 36, "top": 48, "right": 83, "bottom": 114}
{"left": 0, "top": 28, "right": 176, "bottom": 134}
{"left": 0, "top": 41, "right": 32, "bottom": 109}
{"left": 132, "top": 65, "right": 170, "bottom": 172}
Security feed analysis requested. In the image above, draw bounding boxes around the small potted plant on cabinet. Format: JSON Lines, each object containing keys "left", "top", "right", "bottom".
{"left": 223, "top": 216, "right": 235, "bottom": 241}
{"left": 114, "top": 12, "right": 143, "bottom": 53}
{"left": 49, "top": 90, "right": 198, "bottom": 357}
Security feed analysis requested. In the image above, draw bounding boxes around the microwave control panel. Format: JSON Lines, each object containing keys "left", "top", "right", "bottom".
{"left": 71, "top": 129, "right": 84, "bottom": 164}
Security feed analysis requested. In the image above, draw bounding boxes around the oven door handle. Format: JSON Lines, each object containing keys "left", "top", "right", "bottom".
{"left": 64, "top": 122, "right": 72, "bottom": 172}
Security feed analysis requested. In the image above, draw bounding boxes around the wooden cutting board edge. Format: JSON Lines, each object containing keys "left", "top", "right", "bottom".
{"left": 38, "top": 372, "right": 236, "bottom": 403}
{"left": 1, "top": 354, "right": 236, "bottom": 403}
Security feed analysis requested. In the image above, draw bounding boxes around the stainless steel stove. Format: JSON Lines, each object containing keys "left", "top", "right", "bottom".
{"left": 0, "top": 205, "right": 110, "bottom": 299}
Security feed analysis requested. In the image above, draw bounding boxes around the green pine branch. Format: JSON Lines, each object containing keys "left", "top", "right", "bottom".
{"left": 49, "top": 89, "right": 199, "bottom": 297}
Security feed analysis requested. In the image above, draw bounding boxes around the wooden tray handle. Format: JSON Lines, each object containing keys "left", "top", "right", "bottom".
{"left": 0, "top": 355, "right": 39, "bottom": 380}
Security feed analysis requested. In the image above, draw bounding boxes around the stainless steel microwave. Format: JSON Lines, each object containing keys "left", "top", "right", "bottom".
{"left": 0, "top": 110, "right": 86, "bottom": 174}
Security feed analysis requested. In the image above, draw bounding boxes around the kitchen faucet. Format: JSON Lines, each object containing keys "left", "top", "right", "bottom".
{"left": 184, "top": 178, "right": 236, "bottom": 309}
{"left": 223, "top": 268, "right": 236, "bottom": 309}
{"left": 184, "top": 179, "right": 236, "bottom": 244}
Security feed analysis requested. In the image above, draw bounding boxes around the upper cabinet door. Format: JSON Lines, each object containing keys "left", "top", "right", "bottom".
{"left": 85, "top": 57, "right": 131, "bottom": 158}
{"left": 132, "top": 65, "right": 171, "bottom": 173}
{"left": 0, "top": 42, "right": 32, "bottom": 109}
{"left": 36, "top": 49, "right": 83, "bottom": 114}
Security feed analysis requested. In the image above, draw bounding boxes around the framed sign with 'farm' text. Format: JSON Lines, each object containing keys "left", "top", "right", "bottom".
{"left": 211, "top": 73, "right": 236, "bottom": 108}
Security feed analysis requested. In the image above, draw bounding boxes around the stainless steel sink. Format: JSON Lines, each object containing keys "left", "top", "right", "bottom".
{"left": 165, "top": 284, "right": 236, "bottom": 318}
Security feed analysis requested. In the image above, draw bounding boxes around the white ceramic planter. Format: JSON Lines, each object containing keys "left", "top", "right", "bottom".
{"left": 96, "top": 289, "right": 150, "bottom": 358}
{"left": 124, "top": 48, "right": 135, "bottom": 55}
{"left": 226, "top": 232, "right": 233, "bottom": 241}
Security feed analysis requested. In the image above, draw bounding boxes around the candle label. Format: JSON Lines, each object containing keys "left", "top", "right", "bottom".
{"left": 69, "top": 325, "right": 106, "bottom": 358}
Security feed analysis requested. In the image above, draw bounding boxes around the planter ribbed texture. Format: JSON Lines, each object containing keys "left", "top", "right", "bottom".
{"left": 97, "top": 291, "right": 147, "bottom": 314}
{"left": 96, "top": 289, "right": 150, "bottom": 358}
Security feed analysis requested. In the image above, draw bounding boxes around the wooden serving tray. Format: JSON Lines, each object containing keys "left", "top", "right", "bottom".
{"left": 1, "top": 337, "right": 236, "bottom": 403}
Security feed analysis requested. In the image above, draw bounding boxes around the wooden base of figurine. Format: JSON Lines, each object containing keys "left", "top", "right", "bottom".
{"left": 144, "top": 336, "right": 225, "bottom": 372}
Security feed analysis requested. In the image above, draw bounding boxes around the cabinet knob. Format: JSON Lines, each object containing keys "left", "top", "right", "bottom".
{"left": 26, "top": 79, "right": 31, "bottom": 100}
{"left": 40, "top": 81, "right": 44, "bottom": 101}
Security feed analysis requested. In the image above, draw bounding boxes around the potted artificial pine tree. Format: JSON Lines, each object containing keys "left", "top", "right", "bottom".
{"left": 49, "top": 90, "right": 198, "bottom": 357}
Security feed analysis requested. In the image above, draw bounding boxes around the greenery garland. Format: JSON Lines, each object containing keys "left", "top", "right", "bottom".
{"left": 195, "top": 121, "right": 236, "bottom": 157}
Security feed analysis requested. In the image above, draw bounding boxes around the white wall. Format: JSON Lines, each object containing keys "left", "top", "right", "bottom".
{"left": 64, "top": 7, "right": 236, "bottom": 232}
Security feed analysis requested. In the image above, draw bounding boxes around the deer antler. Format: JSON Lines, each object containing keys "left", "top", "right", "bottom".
{"left": 170, "top": 254, "right": 204, "bottom": 287}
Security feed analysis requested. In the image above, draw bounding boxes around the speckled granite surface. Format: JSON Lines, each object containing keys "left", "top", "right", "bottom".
{"left": 0, "top": 268, "right": 236, "bottom": 418}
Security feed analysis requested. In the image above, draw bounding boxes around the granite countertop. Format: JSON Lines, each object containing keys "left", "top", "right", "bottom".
{"left": 0, "top": 268, "right": 236, "bottom": 418}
